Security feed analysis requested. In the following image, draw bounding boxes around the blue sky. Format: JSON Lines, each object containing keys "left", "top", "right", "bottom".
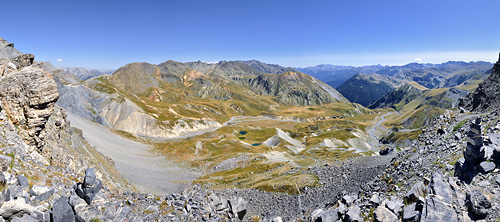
{"left": 1, "top": 0, "right": 499, "bottom": 69}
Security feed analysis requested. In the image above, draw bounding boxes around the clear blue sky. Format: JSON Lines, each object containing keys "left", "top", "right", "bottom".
{"left": 1, "top": 0, "right": 499, "bottom": 69}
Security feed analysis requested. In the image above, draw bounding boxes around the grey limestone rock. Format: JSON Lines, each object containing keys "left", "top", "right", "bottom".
{"left": 228, "top": 196, "right": 247, "bottom": 220}
{"left": 29, "top": 185, "right": 54, "bottom": 203}
{"left": 0, "top": 155, "right": 12, "bottom": 171}
{"left": 478, "top": 161, "right": 495, "bottom": 173}
{"left": 51, "top": 196, "right": 75, "bottom": 222}
{"left": 385, "top": 198, "right": 404, "bottom": 215}
{"left": 369, "top": 193, "right": 380, "bottom": 205}
{"left": 345, "top": 205, "right": 361, "bottom": 222}
{"left": 0, "top": 172, "right": 6, "bottom": 187}
{"left": 10, "top": 214, "right": 38, "bottom": 222}
{"left": 342, "top": 194, "right": 357, "bottom": 206}
{"left": 16, "top": 175, "right": 29, "bottom": 188}
{"left": 405, "top": 181, "right": 425, "bottom": 203}
{"left": 0, "top": 198, "right": 34, "bottom": 220}
{"left": 29, "top": 210, "right": 49, "bottom": 222}
{"left": 75, "top": 168, "right": 102, "bottom": 205}
{"left": 421, "top": 194, "right": 457, "bottom": 222}
{"left": 466, "top": 189, "right": 491, "bottom": 217}
{"left": 313, "top": 209, "right": 339, "bottom": 222}
{"left": 271, "top": 216, "right": 283, "bottom": 222}
{"left": 374, "top": 205, "right": 398, "bottom": 222}
{"left": 429, "top": 171, "right": 453, "bottom": 204}
{"left": 464, "top": 118, "right": 485, "bottom": 166}
{"left": 402, "top": 203, "right": 420, "bottom": 222}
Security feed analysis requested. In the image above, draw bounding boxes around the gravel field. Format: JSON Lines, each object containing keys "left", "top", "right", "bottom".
{"left": 67, "top": 112, "right": 200, "bottom": 195}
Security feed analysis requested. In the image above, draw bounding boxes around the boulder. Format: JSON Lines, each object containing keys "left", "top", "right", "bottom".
{"left": 465, "top": 189, "right": 491, "bottom": 217}
{"left": 29, "top": 210, "right": 49, "bottom": 222}
{"left": 4, "top": 186, "right": 29, "bottom": 202}
{"left": 16, "top": 175, "right": 29, "bottom": 188}
{"left": 421, "top": 195, "right": 457, "bottom": 222}
{"left": 52, "top": 196, "right": 75, "bottom": 222}
{"left": 75, "top": 168, "right": 102, "bottom": 205}
{"left": 345, "top": 205, "right": 361, "bottom": 222}
{"left": 0, "top": 172, "right": 6, "bottom": 187}
{"left": 228, "top": 196, "right": 247, "bottom": 220}
{"left": 403, "top": 203, "right": 420, "bottom": 222}
{"left": 478, "top": 161, "right": 495, "bottom": 173}
{"left": 314, "top": 209, "right": 339, "bottom": 222}
{"left": 11, "top": 214, "right": 37, "bottom": 222}
{"left": 0, "top": 198, "right": 34, "bottom": 220}
{"left": 405, "top": 181, "right": 425, "bottom": 203}
{"left": 342, "top": 194, "right": 357, "bottom": 206}
{"left": 370, "top": 193, "right": 381, "bottom": 206}
{"left": 385, "top": 198, "right": 403, "bottom": 215}
{"left": 429, "top": 171, "right": 453, "bottom": 204}
{"left": 271, "top": 216, "right": 283, "bottom": 222}
{"left": 0, "top": 155, "right": 12, "bottom": 171}
{"left": 374, "top": 205, "right": 398, "bottom": 222}
{"left": 29, "top": 185, "right": 54, "bottom": 203}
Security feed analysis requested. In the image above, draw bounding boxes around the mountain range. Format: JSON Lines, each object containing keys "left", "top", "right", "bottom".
{"left": 57, "top": 67, "right": 114, "bottom": 80}
{"left": 1, "top": 36, "right": 500, "bottom": 221}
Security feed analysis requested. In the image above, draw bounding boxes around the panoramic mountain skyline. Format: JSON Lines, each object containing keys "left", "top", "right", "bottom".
{"left": 1, "top": 0, "right": 499, "bottom": 69}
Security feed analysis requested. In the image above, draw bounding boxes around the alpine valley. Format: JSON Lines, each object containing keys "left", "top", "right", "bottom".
{"left": 1, "top": 35, "right": 500, "bottom": 222}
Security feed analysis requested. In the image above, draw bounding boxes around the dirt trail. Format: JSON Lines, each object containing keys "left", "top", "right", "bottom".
{"left": 67, "top": 112, "right": 200, "bottom": 195}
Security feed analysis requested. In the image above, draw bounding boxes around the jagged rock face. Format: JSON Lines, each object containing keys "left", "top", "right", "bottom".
{"left": 460, "top": 53, "right": 500, "bottom": 112}
{"left": 0, "top": 64, "right": 59, "bottom": 150}
{"left": 0, "top": 37, "right": 23, "bottom": 60}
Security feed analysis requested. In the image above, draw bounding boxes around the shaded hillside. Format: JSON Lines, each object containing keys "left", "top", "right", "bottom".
{"left": 334, "top": 61, "right": 491, "bottom": 106}
{"left": 336, "top": 73, "right": 394, "bottom": 106}
{"left": 460, "top": 53, "right": 500, "bottom": 112}
{"left": 368, "top": 83, "right": 424, "bottom": 109}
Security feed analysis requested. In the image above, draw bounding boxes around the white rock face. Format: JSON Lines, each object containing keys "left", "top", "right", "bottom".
{"left": 55, "top": 74, "right": 222, "bottom": 139}
{"left": 276, "top": 128, "right": 305, "bottom": 154}
{"left": 0, "top": 198, "right": 34, "bottom": 219}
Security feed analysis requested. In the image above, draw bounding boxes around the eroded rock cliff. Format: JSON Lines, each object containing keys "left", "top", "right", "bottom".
{"left": 460, "top": 53, "right": 500, "bottom": 112}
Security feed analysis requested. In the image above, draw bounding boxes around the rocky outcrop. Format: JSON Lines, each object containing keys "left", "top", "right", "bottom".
{"left": 460, "top": 53, "right": 500, "bottom": 111}
{"left": 0, "top": 64, "right": 59, "bottom": 152}
{"left": 0, "top": 37, "right": 23, "bottom": 60}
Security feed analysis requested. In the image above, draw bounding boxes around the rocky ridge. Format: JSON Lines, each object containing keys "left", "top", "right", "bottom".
{"left": 460, "top": 53, "right": 500, "bottom": 112}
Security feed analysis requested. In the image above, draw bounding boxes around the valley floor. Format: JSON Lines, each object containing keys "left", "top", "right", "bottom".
{"left": 66, "top": 112, "right": 200, "bottom": 195}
